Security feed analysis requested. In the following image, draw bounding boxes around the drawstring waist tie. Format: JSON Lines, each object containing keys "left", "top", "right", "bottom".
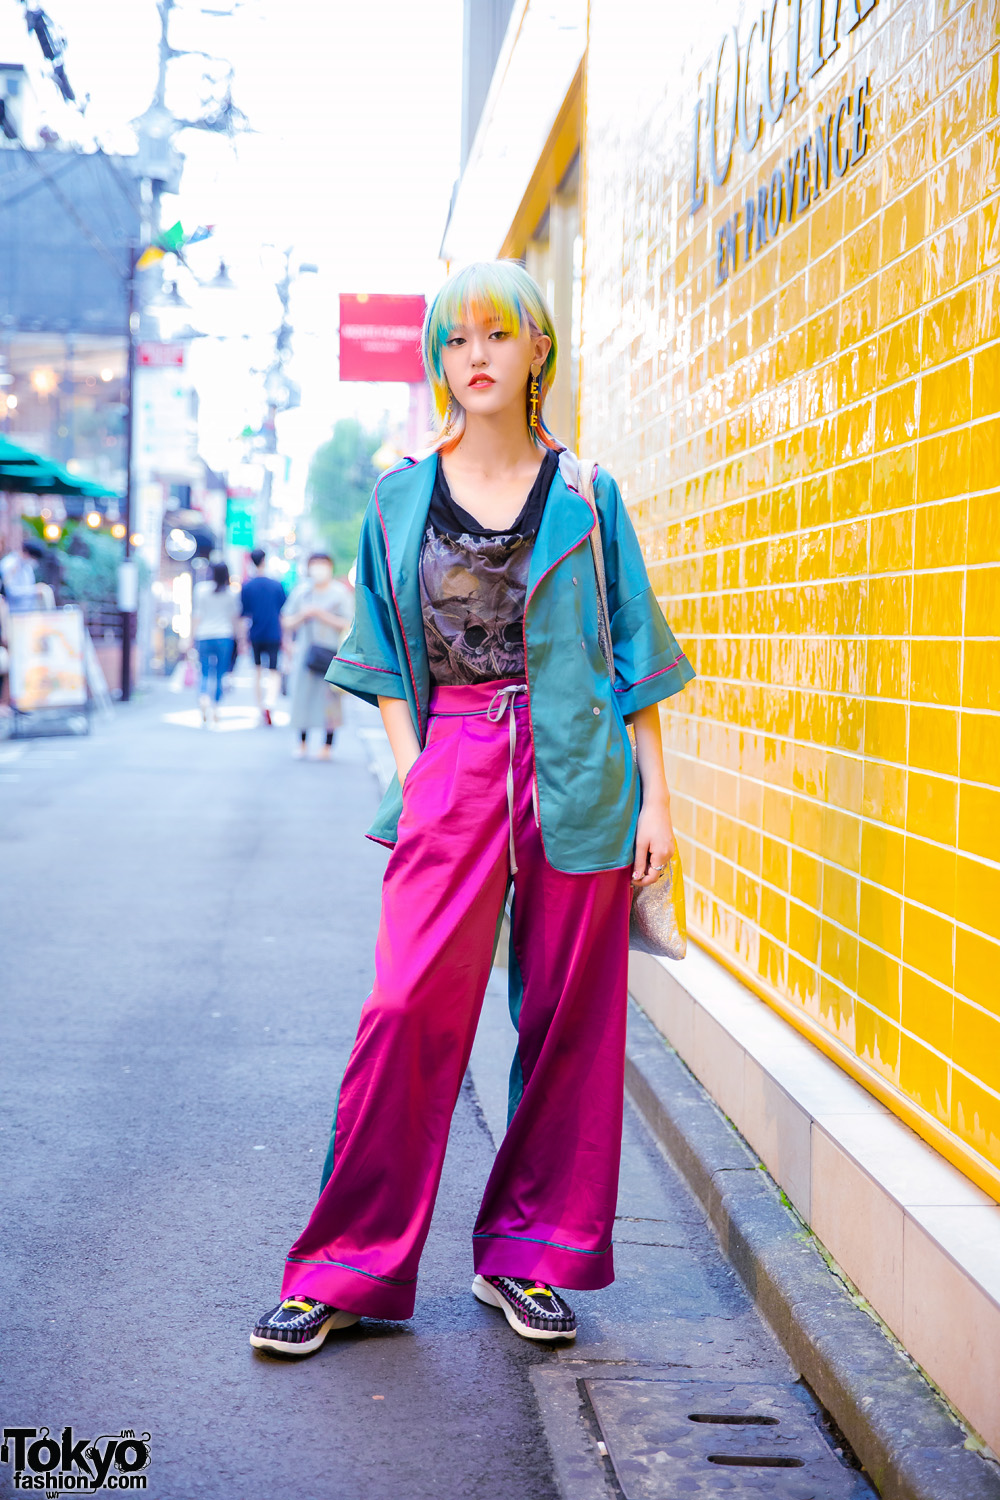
{"left": 427, "top": 678, "right": 538, "bottom": 873}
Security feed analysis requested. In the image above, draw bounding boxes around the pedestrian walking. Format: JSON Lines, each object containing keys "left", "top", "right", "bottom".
{"left": 191, "top": 561, "right": 240, "bottom": 726}
{"left": 0, "top": 538, "right": 45, "bottom": 612}
{"left": 240, "top": 546, "right": 286, "bottom": 725}
{"left": 282, "top": 553, "right": 353, "bottom": 760}
{"left": 251, "top": 259, "right": 694, "bottom": 1357}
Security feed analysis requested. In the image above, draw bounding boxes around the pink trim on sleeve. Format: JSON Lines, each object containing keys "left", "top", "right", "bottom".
{"left": 613, "top": 654, "right": 687, "bottom": 693}
{"left": 336, "top": 656, "right": 401, "bottom": 676}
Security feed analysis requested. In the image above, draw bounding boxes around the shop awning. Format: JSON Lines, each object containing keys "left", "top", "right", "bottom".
{"left": 0, "top": 437, "right": 118, "bottom": 510}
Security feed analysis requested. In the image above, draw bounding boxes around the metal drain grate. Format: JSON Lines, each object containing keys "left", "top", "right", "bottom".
{"left": 584, "top": 1378, "right": 874, "bottom": 1498}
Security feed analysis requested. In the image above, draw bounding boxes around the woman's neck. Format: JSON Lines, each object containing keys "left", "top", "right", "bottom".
{"left": 448, "top": 405, "right": 540, "bottom": 478}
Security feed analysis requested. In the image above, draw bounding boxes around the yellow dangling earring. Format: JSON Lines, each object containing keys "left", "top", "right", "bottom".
{"left": 528, "top": 368, "right": 540, "bottom": 429}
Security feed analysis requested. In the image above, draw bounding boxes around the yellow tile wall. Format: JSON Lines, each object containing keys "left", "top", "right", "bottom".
{"left": 582, "top": 0, "right": 1000, "bottom": 1190}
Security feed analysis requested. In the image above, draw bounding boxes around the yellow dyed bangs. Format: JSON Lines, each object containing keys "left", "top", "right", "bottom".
{"left": 421, "top": 260, "right": 558, "bottom": 425}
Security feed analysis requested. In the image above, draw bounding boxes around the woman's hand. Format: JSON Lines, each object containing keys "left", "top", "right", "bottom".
{"left": 627, "top": 701, "right": 677, "bottom": 886}
{"left": 379, "top": 696, "right": 421, "bottom": 786}
{"left": 632, "top": 795, "right": 676, "bottom": 887}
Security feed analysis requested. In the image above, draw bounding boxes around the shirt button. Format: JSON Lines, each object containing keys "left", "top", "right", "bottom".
{"left": 572, "top": 576, "right": 578, "bottom": 585}
{"left": 593, "top": 706, "right": 601, "bottom": 715}
{"left": 581, "top": 640, "right": 586, "bottom": 651}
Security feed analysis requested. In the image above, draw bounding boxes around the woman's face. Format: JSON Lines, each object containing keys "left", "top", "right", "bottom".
{"left": 440, "top": 317, "right": 551, "bottom": 426}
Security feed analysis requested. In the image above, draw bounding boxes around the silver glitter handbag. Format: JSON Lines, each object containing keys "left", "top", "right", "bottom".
{"left": 577, "top": 456, "right": 687, "bottom": 960}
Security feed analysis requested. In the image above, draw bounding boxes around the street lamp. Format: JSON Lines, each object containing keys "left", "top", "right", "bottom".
{"left": 149, "top": 280, "right": 190, "bottom": 310}
{"left": 254, "top": 253, "right": 317, "bottom": 539}
{"left": 205, "top": 259, "right": 236, "bottom": 291}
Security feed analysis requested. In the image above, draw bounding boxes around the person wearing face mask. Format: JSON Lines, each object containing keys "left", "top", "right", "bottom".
{"left": 282, "top": 552, "right": 353, "bottom": 759}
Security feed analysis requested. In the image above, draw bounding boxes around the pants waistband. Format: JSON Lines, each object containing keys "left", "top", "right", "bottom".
{"left": 426, "top": 678, "right": 534, "bottom": 873}
{"left": 427, "top": 678, "right": 528, "bottom": 717}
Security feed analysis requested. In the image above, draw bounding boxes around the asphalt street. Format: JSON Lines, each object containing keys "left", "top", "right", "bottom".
{"left": 0, "top": 674, "right": 871, "bottom": 1499}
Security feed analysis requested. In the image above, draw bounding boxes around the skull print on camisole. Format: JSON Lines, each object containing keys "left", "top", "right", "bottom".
{"left": 418, "top": 447, "right": 560, "bottom": 686}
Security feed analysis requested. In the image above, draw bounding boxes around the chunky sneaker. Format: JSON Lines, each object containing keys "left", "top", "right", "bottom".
{"left": 472, "top": 1274, "right": 577, "bottom": 1342}
{"left": 250, "top": 1295, "right": 359, "bottom": 1356}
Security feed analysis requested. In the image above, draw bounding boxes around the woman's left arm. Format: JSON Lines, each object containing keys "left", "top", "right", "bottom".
{"left": 627, "top": 702, "right": 676, "bottom": 887}
{"left": 595, "top": 468, "right": 696, "bottom": 718}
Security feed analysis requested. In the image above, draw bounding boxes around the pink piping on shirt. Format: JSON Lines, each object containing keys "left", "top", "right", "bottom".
{"left": 337, "top": 655, "right": 400, "bottom": 676}
{"left": 520, "top": 505, "right": 600, "bottom": 866}
{"left": 613, "top": 653, "right": 687, "bottom": 694}
{"left": 372, "top": 460, "right": 424, "bottom": 743}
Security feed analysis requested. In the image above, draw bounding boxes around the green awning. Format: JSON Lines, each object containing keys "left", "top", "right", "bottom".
{"left": 0, "top": 437, "right": 43, "bottom": 470}
{"left": 0, "top": 437, "right": 117, "bottom": 500}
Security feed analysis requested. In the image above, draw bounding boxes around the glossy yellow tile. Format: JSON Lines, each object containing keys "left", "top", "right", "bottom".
{"left": 956, "top": 926, "right": 1000, "bottom": 1015}
{"left": 957, "top": 839, "right": 1000, "bottom": 934}
{"left": 581, "top": 0, "right": 1000, "bottom": 1182}
{"left": 913, "top": 499, "right": 966, "bottom": 570}
{"left": 901, "top": 964, "right": 955, "bottom": 1054}
{"left": 902, "top": 902, "right": 956, "bottom": 988}
{"left": 904, "top": 835, "right": 957, "bottom": 917}
{"left": 899, "top": 1032, "right": 951, "bottom": 1124}
{"left": 916, "top": 427, "right": 971, "bottom": 503}
{"left": 958, "top": 783, "right": 1000, "bottom": 862}
{"left": 856, "top": 1001, "right": 901, "bottom": 1083}
{"left": 910, "top": 571, "right": 963, "bottom": 637}
{"left": 962, "top": 641, "right": 1000, "bottom": 711}
{"left": 861, "top": 823, "right": 906, "bottom": 893}
{"left": 952, "top": 1071, "right": 1000, "bottom": 1161}
{"left": 953, "top": 999, "right": 1000, "bottom": 1081}
{"left": 965, "top": 564, "right": 1000, "bottom": 634}
{"left": 906, "top": 770, "right": 958, "bottom": 842}
{"left": 909, "top": 638, "right": 960, "bottom": 704}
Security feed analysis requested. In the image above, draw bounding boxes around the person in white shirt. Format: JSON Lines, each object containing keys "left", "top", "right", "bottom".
{"left": 191, "top": 561, "right": 241, "bottom": 724}
{"left": 0, "top": 539, "right": 44, "bottom": 612}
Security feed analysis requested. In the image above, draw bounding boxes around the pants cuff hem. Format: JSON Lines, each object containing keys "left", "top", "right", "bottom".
{"left": 472, "top": 1235, "right": 614, "bottom": 1290}
{"left": 281, "top": 1260, "right": 416, "bottom": 1319}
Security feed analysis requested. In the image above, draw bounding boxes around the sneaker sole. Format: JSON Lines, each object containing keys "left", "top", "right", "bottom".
{"left": 471, "top": 1275, "right": 576, "bottom": 1343}
{"left": 250, "top": 1309, "right": 360, "bottom": 1357}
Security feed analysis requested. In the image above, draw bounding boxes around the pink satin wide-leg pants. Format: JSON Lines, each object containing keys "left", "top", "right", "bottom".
{"left": 281, "top": 677, "right": 632, "bottom": 1320}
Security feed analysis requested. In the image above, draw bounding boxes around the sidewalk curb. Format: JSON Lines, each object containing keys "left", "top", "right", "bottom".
{"left": 624, "top": 999, "right": 1000, "bottom": 1500}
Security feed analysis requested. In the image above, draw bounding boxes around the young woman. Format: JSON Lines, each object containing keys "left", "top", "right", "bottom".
{"left": 251, "top": 260, "right": 694, "bottom": 1356}
{"left": 283, "top": 551, "right": 353, "bottom": 759}
{"left": 191, "top": 560, "right": 240, "bottom": 725}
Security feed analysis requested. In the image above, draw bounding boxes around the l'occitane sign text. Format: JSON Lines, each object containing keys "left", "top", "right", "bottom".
{"left": 690, "top": 0, "right": 878, "bottom": 214}
{"left": 714, "top": 74, "right": 869, "bottom": 282}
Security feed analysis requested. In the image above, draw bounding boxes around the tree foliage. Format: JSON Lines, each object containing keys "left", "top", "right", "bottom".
{"left": 59, "top": 530, "right": 124, "bottom": 609}
{"left": 307, "top": 419, "right": 382, "bottom": 567}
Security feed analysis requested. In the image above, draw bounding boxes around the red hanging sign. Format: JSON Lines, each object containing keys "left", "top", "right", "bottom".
{"left": 338, "top": 294, "right": 426, "bottom": 383}
{"left": 137, "top": 342, "right": 186, "bottom": 368}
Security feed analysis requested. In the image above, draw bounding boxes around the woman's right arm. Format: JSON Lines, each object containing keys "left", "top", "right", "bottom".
{"left": 379, "top": 696, "right": 420, "bottom": 784}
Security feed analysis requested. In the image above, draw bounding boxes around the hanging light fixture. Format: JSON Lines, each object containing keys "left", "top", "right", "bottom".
{"left": 205, "top": 259, "right": 236, "bottom": 291}
{"left": 149, "top": 281, "right": 190, "bottom": 311}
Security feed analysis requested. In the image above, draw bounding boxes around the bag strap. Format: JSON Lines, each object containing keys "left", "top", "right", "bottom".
{"left": 577, "top": 456, "right": 614, "bottom": 677}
